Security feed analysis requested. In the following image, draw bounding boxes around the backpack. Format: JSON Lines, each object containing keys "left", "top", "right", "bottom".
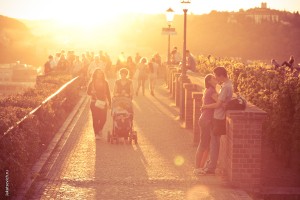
{"left": 225, "top": 96, "right": 247, "bottom": 111}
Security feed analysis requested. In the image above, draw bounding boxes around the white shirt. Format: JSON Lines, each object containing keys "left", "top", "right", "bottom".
{"left": 214, "top": 80, "right": 233, "bottom": 120}
{"left": 174, "top": 52, "right": 182, "bottom": 63}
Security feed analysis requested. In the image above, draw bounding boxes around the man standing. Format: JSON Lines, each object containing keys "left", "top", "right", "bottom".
{"left": 199, "top": 66, "right": 233, "bottom": 175}
{"left": 171, "top": 47, "right": 181, "bottom": 64}
{"left": 186, "top": 50, "right": 196, "bottom": 72}
{"left": 44, "top": 55, "right": 56, "bottom": 74}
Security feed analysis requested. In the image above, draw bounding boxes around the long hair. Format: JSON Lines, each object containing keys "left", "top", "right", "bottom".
{"left": 204, "top": 74, "right": 214, "bottom": 89}
{"left": 204, "top": 74, "right": 216, "bottom": 98}
{"left": 91, "top": 68, "right": 105, "bottom": 83}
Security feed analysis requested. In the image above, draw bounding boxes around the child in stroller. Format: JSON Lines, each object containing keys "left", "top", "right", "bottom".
{"left": 107, "top": 96, "right": 137, "bottom": 144}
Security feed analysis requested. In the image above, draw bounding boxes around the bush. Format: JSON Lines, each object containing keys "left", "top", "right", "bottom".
{"left": 0, "top": 73, "right": 80, "bottom": 197}
{"left": 196, "top": 56, "right": 300, "bottom": 168}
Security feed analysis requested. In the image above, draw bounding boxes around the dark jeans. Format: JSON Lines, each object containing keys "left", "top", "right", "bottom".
{"left": 90, "top": 103, "right": 107, "bottom": 135}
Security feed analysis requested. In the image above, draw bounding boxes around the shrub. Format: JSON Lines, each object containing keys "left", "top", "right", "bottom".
{"left": 196, "top": 56, "right": 300, "bottom": 168}
{"left": 0, "top": 73, "right": 80, "bottom": 196}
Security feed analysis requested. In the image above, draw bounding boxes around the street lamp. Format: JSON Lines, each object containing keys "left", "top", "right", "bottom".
{"left": 179, "top": 0, "right": 191, "bottom": 121}
{"left": 165, "top": 8, "right": 175, "bottom": 64}
{"left": 181, "top": 0, "right": 191, "bottom": 77}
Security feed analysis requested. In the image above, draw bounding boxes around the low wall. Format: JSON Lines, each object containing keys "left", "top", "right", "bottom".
{"left": 166, "top": 65, "right": 267, "bottom": 191}
{"left": 221, "top": 104, "right": 266, "bottom": 190}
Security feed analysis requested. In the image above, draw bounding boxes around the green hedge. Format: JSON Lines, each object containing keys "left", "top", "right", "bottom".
{"left": 0, "top": 72, "right": 80, "bottom": 197}
{"left": 196, "top": 56, "right": 300, "bottom": 168}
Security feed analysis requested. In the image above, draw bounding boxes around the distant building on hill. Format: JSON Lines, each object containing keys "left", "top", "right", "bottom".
{"left": 0, "top": 62, "right": 37, "bottom": 96}
{"left": 261, "top": 2, "right": 267, "bottom": 9}
{"left": 246, "top": 2, "right": 279, "bottom": 24}
{"left": 227, "top": 2, "right": 280, "bottom": 24}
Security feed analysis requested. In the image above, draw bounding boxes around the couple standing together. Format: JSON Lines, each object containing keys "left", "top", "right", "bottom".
{"left": 194, "top": 66, "right": 233, "bottom": 175}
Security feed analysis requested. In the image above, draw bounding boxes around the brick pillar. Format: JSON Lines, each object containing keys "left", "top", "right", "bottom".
{"left": 179, "top": 76, "right": 190, "bottom": 120}
{"left": 183, "top": 83, "right": 198, "bottom": 129}
{"left": 219, "top": 104, "right": 267, "bottom": 191}
{"left": 166, "top": 66, "right": 171, "bottom": 88}
{"left": 173, "top": 73, "right": 181, "bottom": 101}
{"left": 168, "top": 67, "right": 177, "bottom": 92}
{"left": 192, "top": 92, "right": 203, "bottom": 145}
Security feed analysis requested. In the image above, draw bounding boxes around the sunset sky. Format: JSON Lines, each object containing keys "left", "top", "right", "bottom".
{"left": 0, "top": 0, "right": 299, "bottom": 21}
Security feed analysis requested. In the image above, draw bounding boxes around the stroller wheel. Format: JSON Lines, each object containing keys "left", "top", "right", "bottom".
{"left": 128, "top": 138, "right": 132, "bottom": 145}
{"left": 134, "top": 138, "right": 138, "bottom": 145}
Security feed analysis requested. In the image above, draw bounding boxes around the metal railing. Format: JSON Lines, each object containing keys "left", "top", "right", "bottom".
{"left": 0, "top": 76, "right": 79, "bottom": 140}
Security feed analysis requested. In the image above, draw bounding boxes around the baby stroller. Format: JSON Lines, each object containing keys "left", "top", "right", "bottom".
{"left": 107, "top": 96, "right": 137, "bottom": 144}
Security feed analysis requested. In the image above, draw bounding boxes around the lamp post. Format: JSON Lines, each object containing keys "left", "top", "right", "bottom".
{"left": 179, "top": 0, "right": 191, "bottom": 121}
{"left": 181, "top": 0, "right": 190, "bottom": 78}
{"left": 165, "top": 8, "right": 175, "bottom": 64}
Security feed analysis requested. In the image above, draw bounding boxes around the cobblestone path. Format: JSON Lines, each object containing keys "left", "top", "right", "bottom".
{"left": 27, "top": 80, "right": 252, "bottom": 200}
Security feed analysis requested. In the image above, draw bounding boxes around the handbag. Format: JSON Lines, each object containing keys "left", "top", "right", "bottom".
{"left": 95, "top": 99, "right": 106, "bottom": 109}
{"left": 225, "top": 96, "right": 247, "bottom": 111}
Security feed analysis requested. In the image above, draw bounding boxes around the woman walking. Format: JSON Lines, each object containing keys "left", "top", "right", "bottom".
{"left": 135, "top": 57, "right": 148, "bottom": 96}
{"left": 194, "top": 74, "right": 218, "bottom": 175}
{"left": 87, "top": 69, "right": 111, "bottom": 139}
{"left": 148, "top": 58, "right": 159, "bottom": 96}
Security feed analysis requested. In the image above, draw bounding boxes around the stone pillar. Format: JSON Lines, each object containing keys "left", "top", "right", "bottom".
{"left": 192, "top": 92, "right": 203, "bottom": 145}
{"left": 167, "top": 67, "right": 177, "bottom": 91}
{"left": 183, "top": 83, "right": 198, "bottom": 129}
{"left": 173, "top": 73, "right": 181, "bottom": 101}
{"left": 169, "top": 68, "right": 178, "bottom": 94}
{"left": 179, "top": 76, "right": 190, "bottom": 121}
{"left": 219, "top": 104, "right": 267, "bottom": 191}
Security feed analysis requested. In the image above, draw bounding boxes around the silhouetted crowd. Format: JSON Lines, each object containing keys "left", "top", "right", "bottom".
{"left": 43, "top": 50, "right": 164, "bottom": 93}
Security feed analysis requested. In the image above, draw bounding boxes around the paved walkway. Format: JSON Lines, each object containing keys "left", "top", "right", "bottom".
{"left": 24, "top": 79, "right": 252, "bottom": 200}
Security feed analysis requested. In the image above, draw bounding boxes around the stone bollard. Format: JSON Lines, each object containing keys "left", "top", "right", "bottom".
{"left": 166, "top": 67, "right": 174, "bottom": 89}
{"left": 192, "top": 92, "right": 203, "bottom": 145}
{"left": 183, "top": 83, "right": 198, "bottom": 129}
{"left": 168, "top": 68, "right": 177, "bottom": 94}
{"left": 219, "top": 104, "right": 267, "bottom": 191}
{"left": 179, "top": 76, "right": 191, "bottom": 121}
{"left": 173, "top": 73, "right": 181, "bottom": 100}
{"left": 175, "top": 73, "right": 181, "bottom": 107}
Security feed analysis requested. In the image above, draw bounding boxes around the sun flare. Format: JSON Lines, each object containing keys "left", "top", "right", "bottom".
{"left": 54, "top": 1, "right": 123, "bottom": 28}
{"left": 57, "top": 12, "right": 119, "bottom": 29}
